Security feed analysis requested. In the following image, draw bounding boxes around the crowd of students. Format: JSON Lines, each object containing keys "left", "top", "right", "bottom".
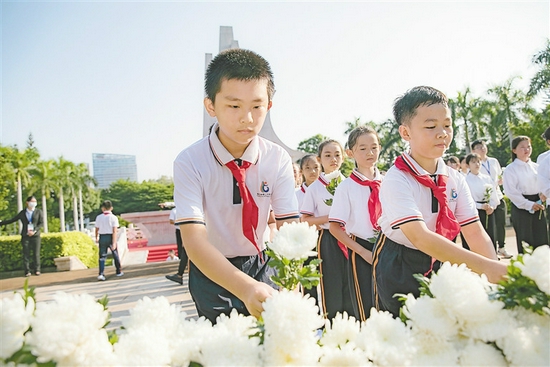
{"left": 169, "top": 48, "right": 547, "bottom": 324}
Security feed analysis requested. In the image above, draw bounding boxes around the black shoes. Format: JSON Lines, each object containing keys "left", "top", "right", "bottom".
{"left": 165, "top": 274, "right": 183, "bottom": 285}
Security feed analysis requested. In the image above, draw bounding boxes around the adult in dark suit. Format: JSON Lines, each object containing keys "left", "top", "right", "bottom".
{"left": 0, "top": 196, "right": 44, "bottom": 276}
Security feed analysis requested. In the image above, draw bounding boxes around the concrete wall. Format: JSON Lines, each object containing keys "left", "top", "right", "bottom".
{"left": 121, "top": 211, "right": 174, "bottom": 246}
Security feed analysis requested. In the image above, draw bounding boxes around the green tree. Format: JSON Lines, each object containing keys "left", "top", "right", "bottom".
{"left": 376, "top": 118, "right": 407, "bottom": 172}
{"left": 29, "top": 159, "right": 56, "bottom": 233}
{"left": 101, "top": 179, "right": 174, "bottom": 215}
{"left": 297, "top": 134, "right": 330, "bottom": 154}
{"left": 528, "top": 39, "right": 550, "bottom": 100}
{"left": 52, "top": 157, "right": 75, "bottom": 232}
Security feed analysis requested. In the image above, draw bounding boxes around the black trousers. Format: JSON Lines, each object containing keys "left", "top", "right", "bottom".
{"left": 21, "top": 234, "right": 41, "bottom": 274}
{"left": 478, "top": 209, "right": 496, "bottom": 251}
{"left": 494, "top": 199, "right": 507, "bottom": 249}
{"left": 318, "top": 229, "right": 354, "bottom": 320}
{"left": 511, "top": 195, "right": 548, "bottom": 253}
{"left": 348, "top": 236, "right": 374, "bottom": 321}
{"left": 373, "top": 234, "right": 440, "bottom": 317}
{"left": 188, "top": 251, "right": 277, "bottom": 324}
{"left": 175, "top": 229, "right": 188, "bottom": 275}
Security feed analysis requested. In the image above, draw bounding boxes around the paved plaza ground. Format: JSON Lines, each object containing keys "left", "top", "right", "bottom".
{"left": 0, "top": 227, "right": 519, "bottom": 330}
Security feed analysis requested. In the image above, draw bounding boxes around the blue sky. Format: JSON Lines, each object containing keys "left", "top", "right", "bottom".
{"left": 2, "top": 0, "right": 548, "bottom": 181}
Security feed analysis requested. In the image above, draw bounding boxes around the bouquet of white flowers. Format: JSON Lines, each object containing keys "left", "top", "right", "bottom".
{"left": 2, "top": 239, "right": 549, "bottom": 366}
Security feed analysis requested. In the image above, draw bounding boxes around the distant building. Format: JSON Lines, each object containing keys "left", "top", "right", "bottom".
{"left": 203, "top": 26, "right": 305, "bottom": 163}
{"left": 92, "top": 153, "right": 137, "bottom": 189}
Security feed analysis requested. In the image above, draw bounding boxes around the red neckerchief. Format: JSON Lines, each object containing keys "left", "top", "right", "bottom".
{"left": 394, "top": 155, "right": 461, "bottom": 276}
{"left": 394, "top": 155, "right": 460, "bottom": 241}
{"left": 300, "top": 183, "right": 307, "bottom": 193}
{"left": 226, "top": 159, "right": 260, "bottom": 255}
{"left": 349, "top": 170, "right": 382, "bottom": 231}
{"left": 319, "top": 174, "right": 349, "bottom": 259}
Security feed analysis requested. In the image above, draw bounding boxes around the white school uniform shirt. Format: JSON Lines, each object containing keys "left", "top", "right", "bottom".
{"left": 295, "top": 183, "right": 308, "bottom": 213}
{"left": 538, "top": 154, "right": 550, "bottom": 207}
{"left": 329, "top": 169, "right": 383, "bottom": 240}
{"left": 378, "top": 152, "right": 478, "bottom": 250}
{"left": 465, "top": 172, "right": 500, "bottom": 209}
{"left": 503, "top": 158, "right": 540, "bottom": 210}
{"left": 95, "top": 211, "right": 119, "bottom": 234}
{"left": 480, "top": 156, "right": 504, "bottom": 200}
{"left": 536, "top": 150, "right": 550, "bottom": 164}
{"left": 169, "top": 207, "right": 180, "bottom": 230}
{"left": 173, "top": 123, "right": 299, "bottom": 258}
{"left": 301, "top": 172, "right": 345, "bottom": 230}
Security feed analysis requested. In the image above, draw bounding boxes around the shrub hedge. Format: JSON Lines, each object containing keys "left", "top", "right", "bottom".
{"left": 0, "top": 231, "right": 98, "bottom": 272}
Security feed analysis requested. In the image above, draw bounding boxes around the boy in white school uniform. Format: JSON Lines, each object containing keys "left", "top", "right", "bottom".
{"left": 95, "top": 200, "right": 123, "bottom": 281}
{"left": 372, "top": 86, "right": 507, "bottom": 317}
{"left": 173, "top": 49, "right": 299, "bottom": 323}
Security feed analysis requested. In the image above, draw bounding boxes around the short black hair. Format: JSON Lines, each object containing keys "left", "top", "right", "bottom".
{"left": 465, "top": 153, "right": 481, "bottom": 165}
{"left": 101, "top": 200, "right": 113, "bottom": 210}
{"left": 26, "top": 196, "right": 36, "bottom": 202}
{"left": 393, "top": 86, "right": 448, "bottom": 126}
{"left": 471, "top": 139, "right": 486, "bottom": 151}
{"left": 204, "top": 48, "right": 275, "bottom": 103}
{"left": 511, "top": 135, "right": 531, "bottom": 160}
{"left": 543, "top": 126, "right": 550, "bottom": 141}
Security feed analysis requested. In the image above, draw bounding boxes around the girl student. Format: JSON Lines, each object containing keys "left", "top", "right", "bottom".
{"left": 503, "top": 135, "right": 548, "bottom": 253}
{"left": 464, "top": 152, "right": 500, "bottom": 252}
{"left": 296, "top": 154, "right": 321, "bottom": 211}
{"left": 328, "top": 126, "right": 383, "bottom": 321}
{"left": 301, "top": 139, "right": 355, "bottom": 320}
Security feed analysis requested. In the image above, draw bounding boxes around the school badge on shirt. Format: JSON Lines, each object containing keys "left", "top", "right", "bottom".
{"left": 256, "top": 181, "right": 272, "bottom": 198}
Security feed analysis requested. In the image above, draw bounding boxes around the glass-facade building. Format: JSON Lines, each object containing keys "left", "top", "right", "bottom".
{"left": 92, "top": 153, "right": 137, "bottom": 189}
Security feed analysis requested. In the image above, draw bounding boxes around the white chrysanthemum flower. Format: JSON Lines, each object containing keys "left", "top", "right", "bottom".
{"left": 457, "top": 340, "right": 507, "bottom": 366}
{"left": 429, "top": 262, "right": 496, "bottom": 326}
{"left": 356, "top": 309, "right": 414, "bottom": 366}
{"left": 114, "top": 324, "right": 171, "bottom": 366}
{"left": 318, "top": 343, "right": 372, "bottom": 366}
{"left": 324, "top": 170, "right": 341, "bottom": 181}
{"left": 268, "top": 221, "right": 318, "bottom": 260}
{"left": 198, "top": 311, "right": 261, "bottom": 366}
{"left": 178, "top": 316, "right": 214, "bottom": 366}
{"left": 0, "top": 292, "right": 34, "bottom": 359}
{"left": 403, "top": 294, "right": 458, "bottom": 341}
{"left": 320, "top": 312, "right": 361, "bottom": 348}
{"left": 461, "top": 303, "right": 514, "bottom": 342}
{"left": 262, "top": 290, "right": 324, "bottom": 366}
{"left": 517, "top": 245, "right": 550, "bottom": 295}
{"left": 115, "top": 297, "right": 201, "bottom": 365}
{"left": 25, "top": 292, "right": 113, "bottom": 366}
{"left": 497, "top": 322, "right": 550, "bottom": 366}
{"left": 410, "top": 330, "right": 460, "bottom": 366}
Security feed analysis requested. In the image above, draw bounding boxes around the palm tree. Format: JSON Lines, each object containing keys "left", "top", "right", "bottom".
{"left": 52, "top": 157, "right": 74, "bottom": 232}
{"left": 451, "top": 87, "right": 481, "bottom": 154}
{"left": 74, "top": 163, "right": 96, "bottom": 231}
{"left": 11, "top": 148, "right": 36, "bottom": 232}
{"left": 488, "top": 78, "right": 528, "bottom": 148}
{"left": 30, "top": 159, "right": 56, "bottom": 233}
{"left": 528, "top": 39, "right": 550, "bottom": 100}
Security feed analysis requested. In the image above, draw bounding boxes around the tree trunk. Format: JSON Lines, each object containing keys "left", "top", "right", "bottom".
{"left": 16, "top": 177, "right": 24, "bottom": 233}
{"left": 78, "top": 188, "right": 84, "bottom": 232}
{"left": 59, "top": 189, "right": 65, "bottom": 232}
{"left": 72, "top": 193, "right": 78, "bottom": 232}
{"left": 41, "top": 190, "right": 48, "bottom": 233}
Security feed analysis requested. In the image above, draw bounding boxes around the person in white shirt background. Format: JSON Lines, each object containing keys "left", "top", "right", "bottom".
{"left": 471, "top": 139, "right": 512, "bottom": 259}
{"left": 536, "top": 126, "right": 550, "bottom": 244}
{"left": 464, "top": 153, "right": 500, "bottom": 253}
{"left": 503, "top": 135, "right": 547, "bottom": 254}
